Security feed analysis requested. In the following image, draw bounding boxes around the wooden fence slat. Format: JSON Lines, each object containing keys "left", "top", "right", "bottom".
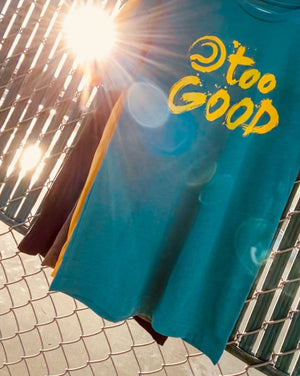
{"left": 4, "top": 69, "right": 85, "bottom": 220}
{"left": 275, "top": 303, "right": 300, "bottom": 374}
{"left": 0, "top": 1, "right": 43, "bottom": 88}
{"left": 15, "top": 102, "right": 97, "bottom": 223}
{"left": 0, "top": 0, "right": 21, "bottom": 41}
{"left": 0, "top": 0, "right": 62, "bottom": 117}
{"left": 255, "top": 246, "right": 300, "bottom": 361}
{"left": 0, "top": 0, "right": 32, "bottom": 64}
{"left": 291, "top": 357, "right": 299, "bottom": 376}
{"left": 5, "top": 104, "right": 82, "bottom": 219}
{"left": 239, "top": 193, "right": 300, "bottom": 355}
{"left": 0, "top": 51, "right": 74, "bottom": 183}
{"left": 228, "top": 225, "right": 283, "bottom": 342}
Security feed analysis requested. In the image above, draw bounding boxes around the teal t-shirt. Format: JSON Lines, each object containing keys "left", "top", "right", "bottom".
{"left": 51, "top": 0, "right": 300, "bottom": 363}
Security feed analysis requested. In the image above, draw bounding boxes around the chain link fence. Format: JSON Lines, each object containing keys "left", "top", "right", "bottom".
{"left": 0, "top": 0, "right": 299, "bottom": 375}
{"left": 227, "top": 176, "right": 300, "bottom": 376}
{"left": 0, "top": 221, "right": 266, "bottom": 376}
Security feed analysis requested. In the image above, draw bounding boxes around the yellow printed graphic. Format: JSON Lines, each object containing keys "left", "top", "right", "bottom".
{"left": 257, "top": 73, "right": 277, "bottom": 94}
{"left": 189, "top": 36, "right": 227, "bottom": 73}
{"left": 243, "top": 99, "right": 279, "bottom": 136}
{"left": 226, "top": 46, "right": 255, "bottom": 85}
{"left": 168, "top": 35, "right": 279, "bottom": 136}
{"left": 168, "top": 76, "right": 207, "bottom": 114}
{"left": 239, "top": 69, "right": 261, "bottom": 90}
{"left": 206, "top": 89, "right": 230, "bottom": 122}
{"left": 226, "top": 98, "right": 254, "bottom": 130}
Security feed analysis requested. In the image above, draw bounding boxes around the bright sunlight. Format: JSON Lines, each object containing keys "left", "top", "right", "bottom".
{"left": 20, "top": 145, "right": 42, "bottom": 172}
{"left": 63, "top": 5, "right": 116, "bottom": 63}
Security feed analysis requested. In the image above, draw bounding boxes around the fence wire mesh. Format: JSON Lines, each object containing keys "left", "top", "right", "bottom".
{"left": 0, "top": 222, "right": 271, "bottom": 376}
{"left": 0, "top": 0, "right": 101, "bottom": 233}
{"left": 0, "top": 0, "right": 299, "bottom": 375}
{"left": 227, "top": 176, "right": 300, "bottom": 376}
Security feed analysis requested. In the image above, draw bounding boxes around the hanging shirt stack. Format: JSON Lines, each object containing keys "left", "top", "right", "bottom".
{"left": 50, "top": 0, "right": 300, "bottom": 364}
{"left": 18, "top": 0, "right": 169, "bottom": 346}
{"left": 18, "top": 88, "right": 120, "bottom": 265}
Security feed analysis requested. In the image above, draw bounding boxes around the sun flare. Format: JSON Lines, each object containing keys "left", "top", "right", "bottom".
{"left": 20, "top": 145, "right": 42, "bottom": 172}
{"left": 63, "top": 5, "right": 116, "bottom": 63}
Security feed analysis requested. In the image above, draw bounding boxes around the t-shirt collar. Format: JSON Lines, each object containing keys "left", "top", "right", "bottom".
{"left": 238, "top": 0, "right": 300, "bottom": 21}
